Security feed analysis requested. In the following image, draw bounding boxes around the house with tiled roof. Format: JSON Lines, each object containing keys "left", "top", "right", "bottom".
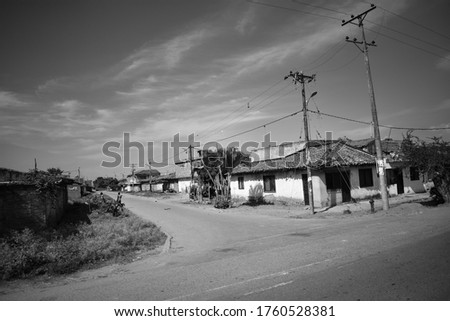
{"left": 230, "top": 139, "right": 409, "bottom": 207}
{"left": 151, "top": 163, "right": 193, "bottom": 193}
{"left": 346, "top": 138, "right": 427, "bottom": 196}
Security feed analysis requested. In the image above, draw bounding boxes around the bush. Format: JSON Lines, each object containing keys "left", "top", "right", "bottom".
{"left": 0, "top": 195, "right": 167, "bottom": 280}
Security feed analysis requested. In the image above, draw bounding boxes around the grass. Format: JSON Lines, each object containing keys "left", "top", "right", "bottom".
{"left": 0, "top": 193, "right": 167, "bottom": 280}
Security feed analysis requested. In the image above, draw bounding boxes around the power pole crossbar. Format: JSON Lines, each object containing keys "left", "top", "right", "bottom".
{"left": 342, "top": 4, "right": 389, "bottom": 211}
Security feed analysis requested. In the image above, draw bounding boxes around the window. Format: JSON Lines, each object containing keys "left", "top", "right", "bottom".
{"left": 238, "top": 176, "right": 244, "bottom": 189}
{"left": 410, "top": 167, "right": 420, "bottom": 181}
{"left": 325, "top": 172, "right": 341, "bottom": 190}
{"left": 263, "top": 175, "right": 276, "bottom": 192}
{"left": 359, "top": 168, "right": 373, "bottom": 187}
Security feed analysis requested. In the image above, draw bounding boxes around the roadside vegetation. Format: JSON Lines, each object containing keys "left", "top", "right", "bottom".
{"left": 0, "top": 193, "right": 167, "bottom": 281}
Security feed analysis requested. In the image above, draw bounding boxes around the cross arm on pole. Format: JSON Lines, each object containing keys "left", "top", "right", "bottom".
{"left": 341, "top": 4, "right": 376, "bottom": 26}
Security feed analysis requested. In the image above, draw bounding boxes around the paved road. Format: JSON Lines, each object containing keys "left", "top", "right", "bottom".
{"left": 1, "top": 193, "right": 449, "bottom": 300}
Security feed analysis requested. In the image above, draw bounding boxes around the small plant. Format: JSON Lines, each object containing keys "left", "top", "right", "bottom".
{"left": 245, "top": 184, "right": 268, "bottom": 206}
{"left": 214, "top": 195, "right": 230, "bottom": 209}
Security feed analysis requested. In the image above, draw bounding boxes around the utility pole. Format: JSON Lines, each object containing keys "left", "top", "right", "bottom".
{"left": 188, "top": 145, "right": 194, "bottom": 181}
{"left": 146, "top": 162, "right": 153, "bottom": 192}
{"left": 285, "top": 71, "right": 316, "bottom": 215}
{"left": 342, "top": 4, "right": 389, "bottom": 211}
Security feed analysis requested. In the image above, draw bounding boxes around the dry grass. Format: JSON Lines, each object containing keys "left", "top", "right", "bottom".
{"left": 0, "top": 194, "right": 167, "bottom": 280}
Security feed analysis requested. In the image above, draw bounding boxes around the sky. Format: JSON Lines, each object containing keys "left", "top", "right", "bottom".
{"left": 0, "top": 0, "right": 449, "bottom": 179}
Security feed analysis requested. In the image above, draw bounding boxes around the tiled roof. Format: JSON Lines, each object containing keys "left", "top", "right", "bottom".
{"left": 232, "top": 141, "right": 375, "bottom": 174}
{"left": 135, "top": 169, "right": 161, "bottom": 177}
{"left": 159, "top": 164, "right": 192, "bottom": 179}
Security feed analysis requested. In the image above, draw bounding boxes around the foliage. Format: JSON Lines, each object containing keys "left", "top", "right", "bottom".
{"left": 0, "top": 194, "right": 167, "bottom": 280}
{"left": 46, "top": 167, "right": 64, "bottom": 176}
{"left": 401, "top": 132, "right": 450, "bottom": 202}
{"left": 245, "top": 184, "right": 270, "bottom": 206}
{"left": 94, "top": 176, "right": 119, "bottom": 190}
{"left": 23, "top": 168, "right": 65, "bottom": 198}
{"left": 195, "top": 147, "right": 250, "bottom": 207}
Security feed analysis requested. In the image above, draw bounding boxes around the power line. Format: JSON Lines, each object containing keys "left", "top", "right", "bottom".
{"left": 291, "top": 0, "right": 347, "bottom": 16}
{"left": 199, "top": 83, "right": 295, "bottom": 141}
{"left": 365, "top": 19, "right": 450, "bottom": 53}
{"left": 249, "top": 0, "right": 450, "bottom": 62}
{"left": 215, "top": 109, "right": 302, "bottom": 143}
{"left": 303, "top": 42, "right": 348, "bottom": 72}
{"left": 366, "top": 27, "right": 450, "bottom": 62}
{"left": 246, "top": 0, "right": 342, "bottom": 21}
{"left": 195, "top": 78, "right": 286, "bottom": 140}
{"left": 308, "top": 109, "right": 450, "bottom": 131}
{"left": 374, "top": 3, "right": 450, "bottom": 41}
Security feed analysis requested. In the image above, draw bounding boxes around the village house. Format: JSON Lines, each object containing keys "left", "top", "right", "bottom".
{"left": 119, "top": 169, "right": 160, "bottom": 192}
{"left": 346, "top": 138, "right": 427, "bottom": 195}
{"left": 152, "top": 163, "right": 192, "bottom": 193}
{"left": 230, "top": 138, "right": 428, "bottom": 207}
{"left": 230, "top": 140, "right": 379, "bottom": 207}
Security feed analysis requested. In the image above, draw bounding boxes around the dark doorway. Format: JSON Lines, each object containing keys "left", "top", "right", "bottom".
{"left": 302, "top": 174, "right": 309, "bottom": 205}
{"left": 387, "top": 168, "right": 404, "bottom": 195}
{"left": 396, "top": 169, "right": 404, "bottom": 194}
{"left": 341, "top": 171, "right": 351, "bottom": 202}
{"left": 325, "top": 171, "right": 352, "bottom": 204}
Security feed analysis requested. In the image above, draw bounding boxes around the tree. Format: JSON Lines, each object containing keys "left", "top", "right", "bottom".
{"left": 401, "top": 132, "right": 450, "bottom": 202}
{"left": 94, "top": 177, "right": 119, "bottom": 190}
{"left": 194, "top": 147, "right": 250, "bottom": 207}
{"left": 46, "top": 167, "right": 64, "bottom": 176}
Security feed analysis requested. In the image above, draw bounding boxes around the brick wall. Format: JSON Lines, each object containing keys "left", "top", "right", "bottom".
{"left": 0, "top": 183, "right": 68, "bottom": 232}
{"left": 0, "top": 168, "right": 26, "bottom": 182}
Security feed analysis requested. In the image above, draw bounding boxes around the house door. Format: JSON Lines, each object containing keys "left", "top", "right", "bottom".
{"left": 395, "top": 168, "right": 404, "bottom": 194}
{"left": 302, "top": 174, "right": 309, "bottom": 205}
{"left": 341, "top": 171, "right": 351, "bottom": 203}
{"left": 387, "top": 168, "right": 404, "bottom": 195}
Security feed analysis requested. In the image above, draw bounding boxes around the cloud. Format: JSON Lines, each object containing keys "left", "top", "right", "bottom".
{"left": 433, "top": 98, "right": 450, "bottom": 111}
{"left": 436, "top": 54, "right": 450, "bottom": 71}
{"left": 0, "top": 91, "right": 28, "bottom": 108}
{"left": 113, "top": 28, "right": 213, "bottom": 82}
{"left": 236, "top": 7, "right": 256, "bottom": 35}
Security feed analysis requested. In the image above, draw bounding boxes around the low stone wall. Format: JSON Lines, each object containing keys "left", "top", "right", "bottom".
{"left": 0, "top": 183, "right": 68, "bottom": 232}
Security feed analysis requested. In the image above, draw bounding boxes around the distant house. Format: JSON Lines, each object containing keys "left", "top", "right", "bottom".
{"left": 231, "top": 140, "right": 379, "bottom": 207}
{"left": 346, "top": 138, "right": 427, "bottom": 195}
{"left": 151, "top": 163, "right": 192, "bottom": 193}
{"left": 119, "top": 169, "right": 160, "bottom": 192}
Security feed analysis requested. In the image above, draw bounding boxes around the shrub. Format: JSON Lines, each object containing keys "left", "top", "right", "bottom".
{"left": 0, "top": 196, "right": 167, "bottom": 280}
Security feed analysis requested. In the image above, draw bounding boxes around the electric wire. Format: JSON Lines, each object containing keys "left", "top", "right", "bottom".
{"left": 308, "top": 109, "right": 450, "bottom": 130}
{"left": 209, "top": 86, "right": 296, "bottom": 141}
{"left": 370, "top": 2, "right": 450, "bottom": 41}
{"left": 195, "top": 77, "right": 286, "bottom": 140}
{"left": 199, "top": 82, "right": 294, "bottom": 141}
{"left": 246, "top": 0, "right": 342, "bottom": 21}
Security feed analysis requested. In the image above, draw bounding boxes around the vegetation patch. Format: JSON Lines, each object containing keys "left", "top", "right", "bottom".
{"left": 0, "top": 194, "right": 167, "bottom": 280}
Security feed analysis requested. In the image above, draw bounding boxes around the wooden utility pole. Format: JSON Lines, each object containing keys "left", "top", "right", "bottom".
{"left": 146, "top": 162, "right": 153, "bottom": 192}
{"left": 188, "top": 145, "right": 194, "bottom": 181}
{"left": 285, "top": 71, "right": 316, "bottom": 215}
{"left": 342, "top": 4, "right": 389, "bottom": 211}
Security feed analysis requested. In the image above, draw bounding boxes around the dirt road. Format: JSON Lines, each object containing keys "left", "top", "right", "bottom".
{"left": 1, "top": 193, "right": 449, "bottom": 300}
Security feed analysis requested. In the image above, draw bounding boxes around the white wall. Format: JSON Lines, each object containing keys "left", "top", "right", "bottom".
{"left": 231, "top": 170, "right": 326, "bottom": 206}
{"left": 178, "top": 178, "right": 191, "bottom": 194}
{"left": 349, "top": 166, "right": 380, "bottom": 200}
